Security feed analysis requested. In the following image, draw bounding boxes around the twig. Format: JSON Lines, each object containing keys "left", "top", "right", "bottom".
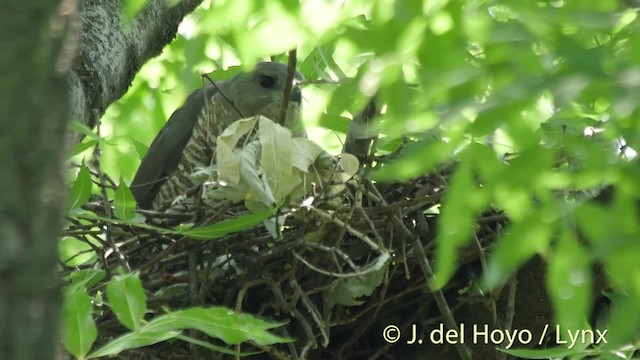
{"left": 278, "top": 49, "right": 297, "bottom": 126}
{"left": 91, "top": 109, "right": 130, "bottom": 272}
{"left": 292, "top": 251, "right": 381, "bottom": 278}
{"left": 504, "top": 276, "right": 518, "bottom": 331}
{"left": 392, "top": 213, "right": 473, "bottom": 360}
{"left": 356, "top": 202, "right": 384, "bottom": 246}
{"left": 290, "top": 278, "right": 328, "bottom": 347}
{"left": 301, "top": 242, "right": 358, "bottom": 271}
{"left": 235, "top": 279, "right": 267, "bottom": 312}
{"left": 307, "top": 206, "right": 380, "bottom": 252}
{"left": 203, "top": 73, "right": 245, "bottom": 118}
{"left": 135, "top": 208, "right": 192, "bottom": 220}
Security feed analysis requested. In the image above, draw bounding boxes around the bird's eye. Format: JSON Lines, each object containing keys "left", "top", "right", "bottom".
{"left": 258, "top": 75, "right": 275, "bottom": 88}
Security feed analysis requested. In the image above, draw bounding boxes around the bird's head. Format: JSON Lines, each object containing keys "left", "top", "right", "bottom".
{"left": 219, "top": 62, "right": 305, "bottom": 136}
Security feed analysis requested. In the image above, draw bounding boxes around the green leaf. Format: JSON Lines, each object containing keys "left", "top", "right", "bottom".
{"left": 88, "top": 307, "right": 290, "bottom": 358}
{"left": 317, "top": 113, "right": 351, "bottom": 134}
{"left": 176, "top": 333, "right": 260, "bottom": 356}
{"left": 68, "top": 120, "right": 100, "bottom": 141}
{"left": 69, "top": 269, "right": 106, "bottom": 290}
{"left": 106, "top": 272, "right": 148, "bottom": 331}
{"left": 217, "top": 117, "right": 259, "bottom": 186}
{"left": 238, "top": 141, "right": 276, "bottom": 206}
{"left": 131, "top": 138, "right": 149, "bottom": 159}
{"left": 469, "top": 100, "right": 530, "bottom": 137}
{"left": 259, "top": 116, "right": 294, "bottom": 202}
{"left": 546, "top": 231, "right": 592, "bottom": 330}
{"left": 62, "top": 287, "right": 97, "bottom": 359}
{"left": 88, "top": 330, "right": 179, "bottom": 359}
{"left": 464, "top": 141, "right": 504, "bottom": 185}
{"left": 433, "top": 162, "right": 486, "bottom": 289}
{"left": 603, "top": 293, "right": 640, "bottom": 347}
{"left": 499, "top": 341, "right": 589, "bottom": 359}
{"left": 372, "top": 140, "right": 453, "bottom": 182}
{"left": 279, "top": 0, "right": 300, "bottom": 13}
{"left": 59, "top": 236, "right": 98, "bottom": 267}
{"left": 67, "top": 162, "right": 93, "bottom": 211}
{"left": 316, "top": 46, "right": 347, "bottom": 80}
{"left": 113, "top": 178, "right": 139, "bottom": 221}
{"left": 181, "top": 208, "right": 276, "bottom": 240}
{"left": 483, "top": 212, "right": 553, "bottom": 290}
{"left": 72, "top": 140, "right": 98, "bottom": 157}
{"left": 575, "top": 203, "right": 610, "bottom": 247}
{"left": 140, "top": 307, "right": 291, "bottom": 345}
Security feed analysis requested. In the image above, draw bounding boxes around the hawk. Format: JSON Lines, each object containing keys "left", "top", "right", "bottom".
{"left": 131, "top": 62, "right": 305, "bottom": 210}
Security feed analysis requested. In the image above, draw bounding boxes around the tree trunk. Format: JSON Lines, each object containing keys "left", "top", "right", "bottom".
{"left": 0, "top": 2, "right": 70, "bottom": 359}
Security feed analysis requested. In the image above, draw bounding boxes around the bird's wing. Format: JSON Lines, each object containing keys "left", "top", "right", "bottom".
{"left": 131, "top": 84, "right": 217, "bottom": 209}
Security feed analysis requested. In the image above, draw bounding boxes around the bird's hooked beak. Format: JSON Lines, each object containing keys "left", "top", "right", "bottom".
{"left": 290, "top": 85, "right": 302, "bottom": 104}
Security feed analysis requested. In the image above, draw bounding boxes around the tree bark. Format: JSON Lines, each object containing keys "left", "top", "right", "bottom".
{"left": 70, "top": 0, "right": 203, "bottom": 139}
{"left": 0, "top": 1, "right": 70, "bottom": 359}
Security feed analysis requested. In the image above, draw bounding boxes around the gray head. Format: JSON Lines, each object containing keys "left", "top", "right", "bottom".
{"left": 217, "top": 62, "right": 305, "bottom": 136}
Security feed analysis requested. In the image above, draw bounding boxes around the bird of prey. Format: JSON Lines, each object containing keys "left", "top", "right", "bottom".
{"left": 131, "top": 62, "right": 305, "bottom": 210}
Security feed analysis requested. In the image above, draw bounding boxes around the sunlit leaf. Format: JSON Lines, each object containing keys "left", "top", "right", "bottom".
{"left": 546, "top": 231, "right": 592, "bottom": 330}
{"left": 217, "top": 117, "right": 259, "bottom": 186}
{"left": 237, "top": 141, "right": 276, "bottom": 206}
{"left": 574, "top": 202, "right": 610, "bottom": 247}
{"left": 372, "top": 140, "right": 454, "bottom": 182}
{"left": 469, "top": 100, "right": 531, "bottom": 138}
{"left": 62, "top": 287, "right": 97, "bottom": 359}
{"left": 279, "top": 0, "right": 300, "bottom": 13}
{"left": 602, "top": 293, "right": 640, "bottom": 347}
{"left": 433, "top": 162, "right": 486, "bottom": 289}
{"left": 106, "top": 272, "right": 147, "bottom": 331}
{"left": 67, "top": 162, "right": 93, "bottom": 211}
{"left": 260, "top": 117, "right": 294, "bottom": 201}
{"left": 318, "top": 113, "right": 351, "bottom": 134}
{"left": 113, "top": 178, "right": 139, "bottom": 221}
{"left": 68, "top": 120, "right": 100, "bottom": 141}
{"left": 69, "top": 269, "right": 106, "bottom": 290}
{"left": 59, "top": 236, "right": 98, "bottom": 267}
{"left": 72, "top": 140, "right": 98, "bottom": 157}
{"left": 141, "top": 307, "right": 291, "bottom": 344}
{"left": 88, "top": 306, "right": 290, "bottom": 358}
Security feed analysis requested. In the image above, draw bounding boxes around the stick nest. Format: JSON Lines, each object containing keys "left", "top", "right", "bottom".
{"left": 65, "top": 158, "right": 509, "bottom": 360}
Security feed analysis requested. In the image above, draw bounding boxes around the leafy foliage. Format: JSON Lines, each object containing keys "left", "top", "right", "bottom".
{"left": 63, "top": 0, "right": 640, "bottom": 358}
{"left": 61, "top": 270, "right": 290, "bottom": 358}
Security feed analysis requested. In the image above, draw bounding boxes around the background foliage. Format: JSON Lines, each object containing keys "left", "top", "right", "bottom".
{"left": 65, "top": 0, "right": 640, "bottom": 358}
